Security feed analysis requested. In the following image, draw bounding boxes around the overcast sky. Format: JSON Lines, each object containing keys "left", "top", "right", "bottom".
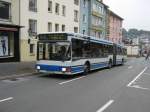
{"left": 104, "top": 0, "right": 150, "bottom": 31}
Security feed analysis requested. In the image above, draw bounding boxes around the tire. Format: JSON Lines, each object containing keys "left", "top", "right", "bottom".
{"left": 121, "top": 59, "right": 124, "bottom": 65}
{"left": 83, "top": 63, "right": 90, "bottom": 75}
{"left": 108, "top": 60, "right": 112, "bottom": 69}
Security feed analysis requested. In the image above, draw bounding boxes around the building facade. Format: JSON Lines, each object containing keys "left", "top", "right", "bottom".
{"left": 79, "top": 0, "right": 108, "bottom": 39}
{"left": 107, "top": 10, "right": 123, "bottom": 44}
{"left": 20, "top": 0, "right": 80, "bottom": 61}
{"left": 79, "top": 0, "right": 90, "bottom": 35}
{"left": 0, "top": 0, "right": 80, "bottom": 62}
{"left": 0, "top": 0, "right": 21, "bottom": 62}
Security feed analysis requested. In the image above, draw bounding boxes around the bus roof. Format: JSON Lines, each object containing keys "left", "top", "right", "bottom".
{"left": 38, "top": 32, "right": 114, "bottom": 45}
{"left": 115, "top": 43, "right": 126, "bottom": 48}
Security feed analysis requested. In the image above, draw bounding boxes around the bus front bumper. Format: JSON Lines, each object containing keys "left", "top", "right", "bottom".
{"left": 36, "top": 64, "right": 83, "bottom": 75}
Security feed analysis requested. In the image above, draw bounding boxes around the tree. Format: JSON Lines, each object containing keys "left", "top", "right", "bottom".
{"left": 122, "top": 28, "right": 128, "bottom": 39}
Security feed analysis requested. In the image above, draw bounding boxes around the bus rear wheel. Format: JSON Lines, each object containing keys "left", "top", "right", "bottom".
{"left": 121, "top": 59, "right": 124, "bottom": 65}
{"left": 83, "top": 63, "right": 90, "bottom": 75}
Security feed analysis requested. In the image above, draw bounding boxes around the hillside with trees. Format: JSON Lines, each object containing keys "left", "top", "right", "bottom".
{"left": 122, "top": 28, "right": 150, "bottom": 39}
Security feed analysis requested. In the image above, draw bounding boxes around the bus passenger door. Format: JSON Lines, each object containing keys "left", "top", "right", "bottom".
{"left": 113, "top": 44, "right": 117, "bottom": 65}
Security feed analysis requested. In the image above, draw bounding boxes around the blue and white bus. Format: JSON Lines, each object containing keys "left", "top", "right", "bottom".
{"left": 36, "top": 32, "right": 127, "bottom": 75}
{"left": 113, "top": 43, "right": 127, "bottom": 65}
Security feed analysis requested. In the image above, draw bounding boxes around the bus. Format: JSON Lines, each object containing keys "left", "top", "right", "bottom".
{"left": 113, "top": 44, "right": 127, "bottom": 65}
{"left": 36, "top": 32, "right": 127, "bottom": 75}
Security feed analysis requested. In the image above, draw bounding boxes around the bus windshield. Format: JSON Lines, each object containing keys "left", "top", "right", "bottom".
{"left": 38, "top": 42, "right": 71, "bottom": 61}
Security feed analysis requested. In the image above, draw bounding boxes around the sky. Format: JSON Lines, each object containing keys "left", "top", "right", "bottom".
{"left": 104, "top": 0, "right": 150, "bottom": 31}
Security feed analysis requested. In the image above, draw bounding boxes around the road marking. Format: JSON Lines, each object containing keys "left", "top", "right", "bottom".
{"left": 143, "top": 73, "right": 150, "bottom": 76}
{"left": 128, "top": 66, "right": 133, "bottom": 69}
{"left": 127, "top": 67, "right": 148, "bottom": 87}
{"left": 96, "top": 100, "right": 114, "bottom": 112}
{"left": 0, "top": 97, "right": 13, "bottom": 103}
{"left": 131, "top": 85, "right": 150, "bottom": 90}
{"left": 59, "top": 76, "right": 86, "bottom": 85}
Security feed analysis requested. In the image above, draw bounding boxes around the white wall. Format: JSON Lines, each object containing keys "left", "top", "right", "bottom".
{"left": 127, "top": 45, "right": 139, "bottom": 56}
{"left": 20, "top": 0, "right": 80, "bottom": 39}
{"left": 11, "top": 0, "right": 20, "bottom": 25}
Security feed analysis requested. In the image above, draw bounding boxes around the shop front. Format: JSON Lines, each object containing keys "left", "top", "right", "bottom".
{"left": 0, "top": 24, "right": 20, "bottom": 62}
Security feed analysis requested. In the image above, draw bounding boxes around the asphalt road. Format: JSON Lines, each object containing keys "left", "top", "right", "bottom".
{"left": 0, "top": 58, "right": 150, "bottom": 112}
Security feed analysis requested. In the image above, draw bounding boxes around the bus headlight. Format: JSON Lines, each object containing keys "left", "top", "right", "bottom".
{"left": 62, "top": 67, "right": 71, "bottom": 72}
{"left": 62, "top": 67, "right": 67, "bottom": 72}
{"left": 37, "top": 66, "right": 41, "bottom": 70}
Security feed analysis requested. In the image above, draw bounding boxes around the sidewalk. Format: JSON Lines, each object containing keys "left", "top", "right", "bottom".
{"left": 0, "top": 62, "right": 37, "bottom": 80}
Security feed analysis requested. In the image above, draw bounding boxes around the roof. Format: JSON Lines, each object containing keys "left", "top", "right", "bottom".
{"left": 115, "top": 43, "right": 126, "bottom": 48}
{"left": 96, "top": 0, "right": 109, "bottom": 8}
{"left": 109, "top": 10, "right": 124, "bottom": 20}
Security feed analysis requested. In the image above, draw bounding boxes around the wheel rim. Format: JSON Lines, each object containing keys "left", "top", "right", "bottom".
{"left": 122, "top": 59, "right": 124, "bottom": 64}
{"left": 84, "top": 64, "right": 89, "bottom": 74}
{"left": 108, "top": 62, "right": 112, "bottom": 68}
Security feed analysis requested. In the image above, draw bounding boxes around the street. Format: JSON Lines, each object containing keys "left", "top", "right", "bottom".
{"left": 0, "top": 58, "right": 150, "bottom": 112}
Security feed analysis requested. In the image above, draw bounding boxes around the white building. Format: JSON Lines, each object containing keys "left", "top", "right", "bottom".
{"left": 0, "top": 0, "right": 80, "bottom": 62}
{"left": 126, "top": 45, "right": 140, "bottom": 57}
{"left": 0, "top": 0, "right": 20, "bottom": 62}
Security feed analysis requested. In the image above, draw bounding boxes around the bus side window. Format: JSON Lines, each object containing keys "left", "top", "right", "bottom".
{"left": 103, "top": 45, "right": 108, "bottom": 57}
{"left": 72, "top": 38, "right": 83, "bottom": 59}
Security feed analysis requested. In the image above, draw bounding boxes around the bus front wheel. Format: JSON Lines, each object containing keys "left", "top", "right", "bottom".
{"left": 83, "top": 63, "right": 90, "bottom": 75}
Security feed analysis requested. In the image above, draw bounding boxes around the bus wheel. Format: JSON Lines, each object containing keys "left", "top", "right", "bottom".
{"left": 108, "top": 60, "right": 112, "bottom": 69}
{"left": 83, "top": 63, "right": 90, "bottom": 75}
{"left": 121, "top": 59, "right": 124, "bottom": 65}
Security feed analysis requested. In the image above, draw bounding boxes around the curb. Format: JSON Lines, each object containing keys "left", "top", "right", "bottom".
{"left": 0, "top": 72, "right": 40, "bottom": 80}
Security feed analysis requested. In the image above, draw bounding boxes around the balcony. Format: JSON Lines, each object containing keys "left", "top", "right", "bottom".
{"left": 91, "top": 24, "right": 104, "bottom": 31}
{"left": 92, "top": 11, "right": 104, "bottom": 18}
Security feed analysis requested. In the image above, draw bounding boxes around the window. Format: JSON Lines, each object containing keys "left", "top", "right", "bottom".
{"left": 55, "top": 3, "right": 59, "bottom": 15}
{"left": 99, "top": 6, "right": 103, "bottom": 13}
{"left": 48, "top": 22, "right": 52, "bottom": 32}
{"left": 30, "top": 44, "right": 35, "bottom": 54}
{"left": 48, "top": 1, "right": 52, "bottom": 12}
{"left": 71, "top": 38, "right": 111, "bottom": 59}
{"left": 74, "top": 27, "right": 78, "bottom": 33}
{"left": 29, "top": 0, "right": 37, "bottom": 12}
{"left": 98, "top": 32, "right": 102, "bottom": 38}
{"left": 62, "top": 5, "right": 66, "bottom": 16}
{"left": 72, "top": 38, "right": 84, "bottom": 58}
{"left": 29, "top": 19, "right": 37, "bottom": 36}
{"left": 0, "top": 1, "right": 11, "bottom": 20}
{"left": 74, "top": 10, "right": 78, "bottom": 22}
{"left": 93, "top": 4, "right": 96, "bottom": 11}
{"left": 62, "top": 25, "right": 65, "bottom": 32}
{"left": 92, "top": 16, "right": 103, "bottom": 26}
{"left": 55, "top": 24, "right": 59, "bottom": 32}
{"left": 38, "top": 42, "right": 71, "bottom": 61}
{"left": 83, "top": 14, "right": 86, "bottom": 23}
{"left": 74, "top": 0, "right": 79, "bottom": 5}
{"left": 0, "top": 32, "right": 14, "bottom": 57}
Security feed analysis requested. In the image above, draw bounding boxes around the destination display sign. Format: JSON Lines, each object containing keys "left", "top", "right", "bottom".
{"left": 39, "top": 34, "right": 67, "bottom": 41}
